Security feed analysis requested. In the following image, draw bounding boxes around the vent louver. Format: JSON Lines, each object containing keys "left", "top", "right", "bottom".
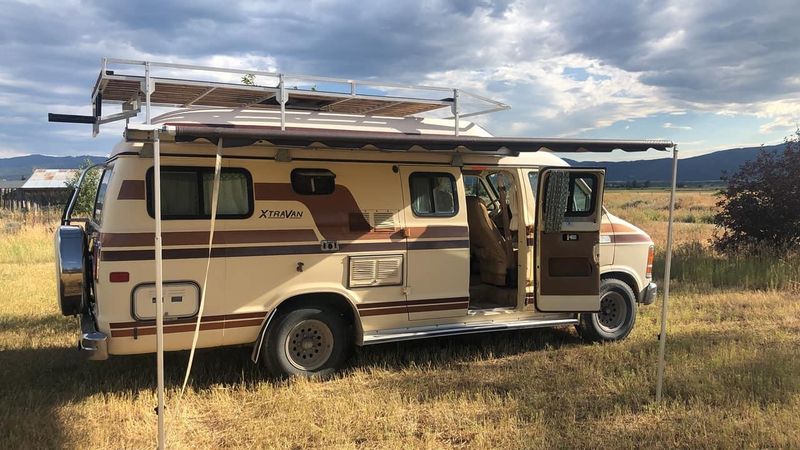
{"left": 348, "top": 255, "right": 404, "bottom": 287}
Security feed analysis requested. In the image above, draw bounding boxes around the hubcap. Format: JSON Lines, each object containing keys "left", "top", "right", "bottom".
{"left": 284, "top": 319, "right": 334, "bottom": 371}
{"left": 597, "top": 292, "right": 626, "bottom": 332}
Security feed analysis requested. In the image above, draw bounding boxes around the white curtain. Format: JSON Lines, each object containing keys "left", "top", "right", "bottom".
{"left": 203, "top": 172, "right": 248, "bottom": 215}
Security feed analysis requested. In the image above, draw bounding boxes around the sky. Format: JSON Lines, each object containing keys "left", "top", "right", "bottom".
{"left": 0, "top": 0, "right": 798, "bottom": 161}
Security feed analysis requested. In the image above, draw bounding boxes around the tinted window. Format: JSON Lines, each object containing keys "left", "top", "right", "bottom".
{"left": 566, "top": 174, "right": 597, "bottom": 216}
{"left": 409, "top": 172, "right": 457, "bottom": 217}
{"left": 147, "top": 167, "right": 252, "bottom": 219}
{"left": 93, "top": 167, "right": 114, "bottom": 224}
{"left": 291, "top": 169, "right": 335, "bottom": 195}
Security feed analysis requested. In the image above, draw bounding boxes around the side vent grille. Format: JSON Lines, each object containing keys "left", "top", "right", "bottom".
{"left": 356, "top": 210, "right": 398, "bottom": 231}
{"left": 348, "top": 255, "right": 404, "bottom": 288}
{"left": 372, "top": 212, "right": 397, "bottom": 230}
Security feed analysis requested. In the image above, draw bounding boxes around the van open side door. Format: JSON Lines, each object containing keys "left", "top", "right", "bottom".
{"left": 535, "top": 167, "right": 605, "bottom": 312}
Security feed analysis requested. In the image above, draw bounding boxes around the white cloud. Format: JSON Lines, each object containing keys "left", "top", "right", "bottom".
{"left": 663, "top": 122, "right": 692, "bottom": 130}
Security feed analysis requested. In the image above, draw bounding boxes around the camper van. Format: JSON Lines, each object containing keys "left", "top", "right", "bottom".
{"left": 53, "top": 61, "right": 663, "bottom": 377}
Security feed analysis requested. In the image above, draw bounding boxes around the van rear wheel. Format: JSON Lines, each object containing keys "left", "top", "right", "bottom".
{"left": 262, "top": 305, "right": 350, "bottom": 378}
{"left": 577, "top": 278, "right": 637, "bottom": 342}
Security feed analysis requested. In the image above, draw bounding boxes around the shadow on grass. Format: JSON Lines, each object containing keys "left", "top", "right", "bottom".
{"left": 3, "top": 318, "right": 798, "bottom": 447}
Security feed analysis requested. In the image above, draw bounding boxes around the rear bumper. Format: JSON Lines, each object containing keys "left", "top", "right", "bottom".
{"left": 78, "top": 311, "right": 108, "bottom": 360}
{"left": 640, "top": 282, "right": 657, "bottom": 305}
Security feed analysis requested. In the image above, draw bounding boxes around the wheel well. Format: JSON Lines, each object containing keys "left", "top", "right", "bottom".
{"left": 601, "top": 271, "right": 640, "bottom": 301}
{"left": 275, "top": 292, "right": 361, "bottom": 342}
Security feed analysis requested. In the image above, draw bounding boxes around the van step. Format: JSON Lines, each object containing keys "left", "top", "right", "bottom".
{"left": 361, "top": 317, "right": 578, "bottom": 345}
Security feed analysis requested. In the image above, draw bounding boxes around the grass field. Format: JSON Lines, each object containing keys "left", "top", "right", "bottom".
{"left": 1, "top": 191, "right": 799, "bottom": 449}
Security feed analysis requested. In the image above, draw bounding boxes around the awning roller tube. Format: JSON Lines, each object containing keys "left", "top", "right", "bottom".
{"left": 165, "top": 124, "right": 675, "bottom": 153}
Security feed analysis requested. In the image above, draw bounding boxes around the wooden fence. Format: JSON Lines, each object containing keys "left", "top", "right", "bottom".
{"left": 1, "top": 188, "right": 71, "bottom": 212}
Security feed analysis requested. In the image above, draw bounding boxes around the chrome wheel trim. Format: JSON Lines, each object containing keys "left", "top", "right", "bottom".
{"left": 284, "top": 319, "right": 334, "bottom": 371}
{"left": 597, "top": 291, "right": 626, "bottom": 332}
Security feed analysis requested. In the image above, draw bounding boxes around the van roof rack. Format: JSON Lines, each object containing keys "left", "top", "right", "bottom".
{"left": 48, "top": 57, "right": 674, "bottom": 153}
{"left": 48, "top": 57, "right": 510, "bottom": 136}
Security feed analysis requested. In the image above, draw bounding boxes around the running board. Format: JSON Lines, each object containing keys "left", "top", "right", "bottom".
{"left": 361, "top": 318, "right": 578, "bottom": 345}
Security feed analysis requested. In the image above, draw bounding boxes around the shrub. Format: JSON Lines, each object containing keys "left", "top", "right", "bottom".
{"left": 713, "top": 130, "right": 800, "bottom": 254}
{"left": 64, "top": 159, "right": 101, "bottom": 217}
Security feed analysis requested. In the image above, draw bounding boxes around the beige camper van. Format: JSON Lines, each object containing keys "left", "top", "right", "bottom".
{"left": 53, "top": 60, "right": 663, "bottom": 377}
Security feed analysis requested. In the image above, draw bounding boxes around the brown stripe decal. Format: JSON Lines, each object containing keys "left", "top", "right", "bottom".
{"left": 358, "top": 306, "right": 407, "bottom": 317}
{"left": 109, "top": 311, "right": 268, "bottom": 337}
{"left": 101, "top": 229, "right": 319, "bottom": 248}
{"left": 408, "top": 302, "right": 469, "bottom": 313}
{"left": 356, "top": 297, "right": 469, "bottom": 316}
{"left": 117, "top": 180, "right": 145, "bottom": 200}
{"left": 611, "top": 234, "right": 652, "bottom": 244}
{"left": 101, "top": 240, "right": 465, "bottom": 261}
{"left": 407, "top": 240, "right": 470, "bottom": 250}
{"left": 254, "top": 182, "right": 372, "bottom": 240}
{"left": 109, "top": 311, "right": 267, "bottom": 329}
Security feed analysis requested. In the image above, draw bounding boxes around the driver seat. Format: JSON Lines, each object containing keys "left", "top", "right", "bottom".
{"left": 466, "top": 196, "right": 510, "bottom": 286}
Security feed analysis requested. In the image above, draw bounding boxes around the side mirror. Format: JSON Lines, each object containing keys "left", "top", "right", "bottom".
{"left": 543, "top": 170, "right": 570, "bottom": 233}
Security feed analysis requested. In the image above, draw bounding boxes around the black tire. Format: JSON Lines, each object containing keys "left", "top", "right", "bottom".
{"left": 261, "top": 305, "right": 351, "bottom": 378}
{"left": 577, "top": 278, "right": 638, "bottom": 342}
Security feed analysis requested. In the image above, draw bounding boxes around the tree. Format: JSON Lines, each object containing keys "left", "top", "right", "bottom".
{"left": 241, "top": 73, "right": 256, "bottom": 85}
{"left": 64, "top": 159, "right": 101, "bottom": 217}
{"left": 713, "top": 130, "right": 800, "bottom": 254}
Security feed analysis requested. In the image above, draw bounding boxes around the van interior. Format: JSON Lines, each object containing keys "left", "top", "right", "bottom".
{"left": 464, "top": 170, "right": 520, "bottom": 310}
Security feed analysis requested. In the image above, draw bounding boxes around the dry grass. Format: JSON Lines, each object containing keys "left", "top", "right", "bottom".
{"left": 2, "top": 195, "right": 799, "bottom": 449}
{"left": 604, "top": 189, "right": 718, "bottom": 248}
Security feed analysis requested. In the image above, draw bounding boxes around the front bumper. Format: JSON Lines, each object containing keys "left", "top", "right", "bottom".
{"left": 640, "top": 282, "right": 657, "bottom": 305}
{"left": 78, "top": 310, "right": 108, "bottom": 360}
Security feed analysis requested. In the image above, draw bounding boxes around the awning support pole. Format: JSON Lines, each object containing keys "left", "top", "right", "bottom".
{"left": 452, "top": 89, "right": 460, "bottom": 137}
{"left": 148, "top": 60, "right": 166, "bottom": 450}
{"left": 278, "top": 74, "right": 287, "bottom": 131}
{"left": 656, "top": 144, "right": 678, "bottom": 403}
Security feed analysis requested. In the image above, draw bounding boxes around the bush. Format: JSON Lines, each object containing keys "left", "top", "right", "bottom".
{"left": 713, "top": 130, "right": 800, "bottom": 254}
{"left": 64, "top": 159, "right": 101, "bottom": 217}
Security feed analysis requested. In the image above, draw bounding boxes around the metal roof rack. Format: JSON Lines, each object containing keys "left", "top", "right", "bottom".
{"left": 48, "top": 57, "right": 510, "bottom": 137}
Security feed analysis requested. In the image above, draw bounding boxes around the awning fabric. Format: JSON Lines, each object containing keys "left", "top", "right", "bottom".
{"left": 168, "top": 124, "right": 674, "bottom": 153}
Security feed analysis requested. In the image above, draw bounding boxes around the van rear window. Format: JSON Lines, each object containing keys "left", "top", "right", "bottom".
{"left": 146, "top": 167, "right": 253, "bottom": 220}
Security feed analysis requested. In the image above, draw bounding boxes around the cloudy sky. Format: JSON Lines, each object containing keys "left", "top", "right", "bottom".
{"left": 1, "top": 0, "right": 798, "bottom": 160}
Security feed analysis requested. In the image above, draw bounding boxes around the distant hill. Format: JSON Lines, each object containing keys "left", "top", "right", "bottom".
{"left": 0, "top": 154, "right": 106, "bottom": 181}
{"left": 565, "top": 144, "right": 784, "bottom": 185}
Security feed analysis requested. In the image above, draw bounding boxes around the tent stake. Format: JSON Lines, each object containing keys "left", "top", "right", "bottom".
{"left": 656, "top": 145, "right": 679, "bottom": 403}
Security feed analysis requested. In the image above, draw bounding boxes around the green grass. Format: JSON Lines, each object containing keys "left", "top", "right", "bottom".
{"left": 1, "top": 195, "right": 799, "bottom": 449}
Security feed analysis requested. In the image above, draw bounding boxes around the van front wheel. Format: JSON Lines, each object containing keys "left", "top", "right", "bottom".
{"left": 577, "top": 278, "right": 637, "bottom": 342}
{"left": 262, "top": 306, "right": 350, "bottom": 378}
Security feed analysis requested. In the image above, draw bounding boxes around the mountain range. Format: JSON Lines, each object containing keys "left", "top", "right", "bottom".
{"left": 0, "top": 143, "right": 787, "bottom": 184}
{"left": 0, "top": 154, "right": 106, "bottom": 181}
{"left": 565, "top": 143, "right": 784, "bottom": 184}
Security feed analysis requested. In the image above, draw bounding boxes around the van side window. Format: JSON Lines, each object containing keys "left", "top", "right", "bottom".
{"left": 566, "top": 174, "right": 597, "bottom": 216}
{"left": 93, "top": 166, "right": 114, "bottom": 224}
{"left": 409, "top": 172, "right": 457, "bottom": 217}
{"left": 146, "top": 167, "right": 253, "bottom": 220}
{"left": 291, "top": 169, "right": 335, "bottom": 195}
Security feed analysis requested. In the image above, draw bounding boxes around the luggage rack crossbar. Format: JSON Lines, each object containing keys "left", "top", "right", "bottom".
{"left": 53, "top": 57, "right": 511, "bottom": 137}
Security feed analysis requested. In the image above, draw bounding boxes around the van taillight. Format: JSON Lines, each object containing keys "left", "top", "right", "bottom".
{"left": 646, "top": 245, "right": 654, "bottom": 278}
{"left": 110, "top": 272, "right": 130, "bottom": 283}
